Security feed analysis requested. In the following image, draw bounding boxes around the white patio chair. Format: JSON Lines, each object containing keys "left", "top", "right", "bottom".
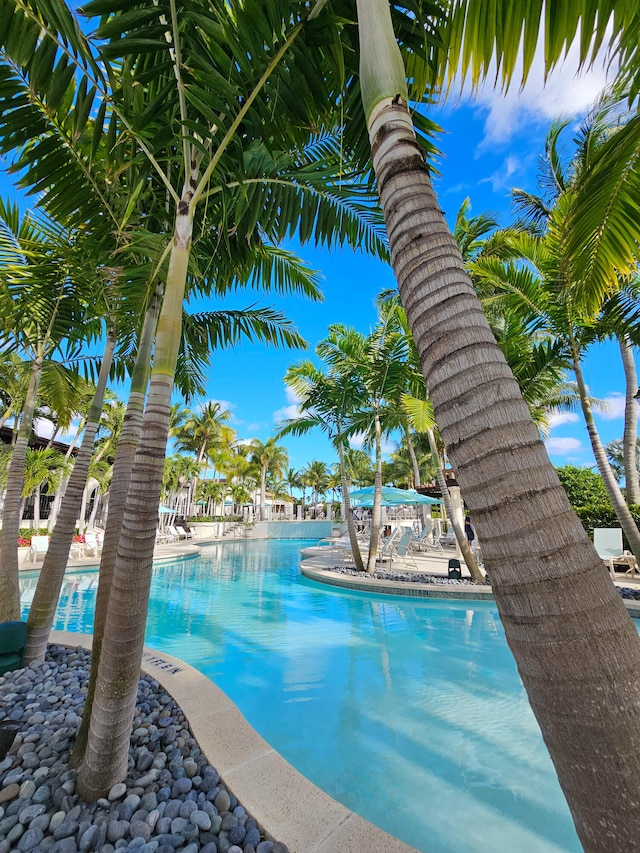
{"left": 28, "top": 535, "right": 49, "bottom": 563}
{"left": 175, "top": 525, "right": 193, "bottom": 540}
{"left": 83, "top": 531, "right": 103, "bottom": 558}
{"left": 593, "top": 528, "right": 636, "bottom": 578}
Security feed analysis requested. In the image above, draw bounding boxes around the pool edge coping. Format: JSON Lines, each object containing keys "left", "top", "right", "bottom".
{"left": 300, "top": 557, "right": 640, "bottom": 618}
{"left": 50, "top": 630, "right": 418, "bottom": 853}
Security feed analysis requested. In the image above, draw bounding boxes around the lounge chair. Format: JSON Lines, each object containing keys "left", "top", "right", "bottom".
{"left": 0, "top": 621, "right": 27, "bottom": 676}
{"left": 83, "top": 531, "right": 103, "bottom": 557}
{"left": 392, "top": 528, "right": 419, "bottom": 568}
{"left": 175, "top": 525, "right": 193, "bottom": 540}
{"left": 27, "top": 535, "right": 49, "bottom": 563}
{"left": 593, "top": 528, "right": 636, "bottom": 578}
{"left": 409, "top": 525, "right": 433, "bottom": 552}
{"left": 376, "top": 527, "right": 402, "bottom": 563}
{"left": 168, "top": 525, "right": 185, "bottom": 540}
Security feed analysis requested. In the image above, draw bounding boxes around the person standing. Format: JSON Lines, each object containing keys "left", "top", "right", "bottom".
{"left": 464, "top": 515, "right": 476, "bottom": 554}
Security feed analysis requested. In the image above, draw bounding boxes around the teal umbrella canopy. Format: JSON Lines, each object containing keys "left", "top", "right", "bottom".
{"left": 349, "top": 486, "right": 439, "bottom": 507}
{"left": 158, "top": 505, "right": 175, "bottom": 513}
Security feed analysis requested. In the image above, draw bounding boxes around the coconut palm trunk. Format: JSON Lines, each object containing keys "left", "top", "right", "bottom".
{"left": 356, "top": 2, "right": 640, "bottom": 846}
{"left": 71, "top": 290, "right": 160, "bottom": 767}
{"left": 366, "top": 412, "right": 383, "bottom": 573}
{"left": 0, "top": 354, "right": 42, "bottom": 621}
{"left": 571, "top": 341, "right": 640, "bottom": 559}
{"left": 426, "top": 428, "right": 482, "bottom": 582}
{"left": 24, "top": 329, "right": 116, "bottom": 663}
{"left": 337, "top": 440, "right": 365, "bottom": 572}
{"left": 76, "top": 185, "right": 193, "bottom": 799}
{"left": 620, "top": 335, "right": 640, "bottom": 504}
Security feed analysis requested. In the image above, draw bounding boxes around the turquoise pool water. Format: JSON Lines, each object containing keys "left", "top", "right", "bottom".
{"left": 20, "top": 539, "right": 582, "bottom": 852}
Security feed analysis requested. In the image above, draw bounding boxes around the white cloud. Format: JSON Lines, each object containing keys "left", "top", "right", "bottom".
{"left": 545, "top": 436, "right": 583, "bottom": 455}
{"left": 33, "top": 417, "right": 56, "bottom": 439}
{"left": 478, "top": 154, "right": 524, "bottom": 192}
{"left": 273, "top": 403, "right": 301, "bottom": 423}
{"left": 594, "top": 393, "right": 626, "bottom": 421}
{"left": 349, "top": 433, "right": 366, "bottom": 451}
{"left": 547, "top": 410, "right": 581, "bottom": 428}
{"left": 451, "top": 30, "right": 615, "bottom": 147}
{"left": 284, "top": 386, "right": 301, "bottom": 404}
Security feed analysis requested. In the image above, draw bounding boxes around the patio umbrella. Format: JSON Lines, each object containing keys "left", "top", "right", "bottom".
{"left": 158, "top": 505, "right": 175, "bottom": 513}
{"left": 349, "top": 486, "right": 439, "bottom": 506}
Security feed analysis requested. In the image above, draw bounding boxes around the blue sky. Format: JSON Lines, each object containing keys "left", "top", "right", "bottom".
{"left": 3, "top": 41, "right": 628, "bottom": 478}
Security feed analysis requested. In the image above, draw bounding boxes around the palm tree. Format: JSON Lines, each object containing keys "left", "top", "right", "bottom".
{"left": 284, "top": 467, "right": 302, "bottom": 501}
{"left": 279, "top": 354, "right": 371, "bottom": 572}
{"left": 172, "top": 401, "right": 236, "bottom": 517}
{"left": 0, "top": 201, "right": 99, "bottom": 621}
{"left": 248, "top": 438, "right": 289, "bottom": 521}
{"left": 300, "top": 460, "right": 330, "bottom": 510}
{"left": 20, "top": 448, "right": 72, "bottom": 530}
{"left": 353, "top": 3, "right": 640, "bottom": 842}
{"left": 606, "top": 438, "right": 640, "bottom": 490}
{"left": 470, "top": 112, "right": 640, "bottom": 559}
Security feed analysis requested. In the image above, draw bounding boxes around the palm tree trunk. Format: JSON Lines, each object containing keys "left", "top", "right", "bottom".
{"left": 427, "top": 428, "right": 483, "bottom": 582}
{"left": 24, "top": 330, "right": 116, "bottom": 663}
{"left": 71, "top": 287, "right": 161, "bottom": 767}
{"left": 572, "top": 347, "right": 640, "bottom": 559}
{"left": 366, "top": 412, "right": 383, "bottom": 572}
{"left": 356, "top": 3, "right": 640, "bottom": 846}
{"left": 0, "top": 355, "right": 42, "bottom": 621}
{"left": 76, "top": 194, "right": 192, "bottom": 800}
{"left": 338, "top": 440, "right": 365, "bottom": 572}
{"left": 620, "top": 335, "right": 640, "bottom": 504}
{"left": 260, "top": 467, "right": 267, "bottom": 521}
{"left": 33, "top": 485, "right": 41, "bottom": 531}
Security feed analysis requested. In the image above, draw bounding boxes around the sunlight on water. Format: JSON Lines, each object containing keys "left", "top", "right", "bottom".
{"left": 21, "top": 539, "right": 585, "bottom": 853}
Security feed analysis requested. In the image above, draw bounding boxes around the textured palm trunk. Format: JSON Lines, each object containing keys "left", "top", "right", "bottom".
{"left": 620, "top": 335, "right": 640, "bottom": 504}
{"left": 356, "top": 3, "right": 640, "bottom": 846}
{"left": 260, "top": 468, "right": 267, "bottom": 521}
{"left": 573, "top": 347, "right": 640, "bottom": 559}
{"left": 24, "top": 330, "right": 116, "bottom": 663}
{"left": 426, "top": 428, "right": 482, "bottom": 582}
{"left": 366, "top": 412, "right": 383, "bottom": 572}
{"left": 338, "top": 440, "right": 365, "bottom": 572}
{"left": 76, "top": 195, "right": 193, "bottom": 800}
{"left": 70, "top": 297, "right": 158, "bottom": 767}
{"left": 406, "top": 427, "right": 420, "bottom": 487}
{"left": 0, "top": 355, "right": 43, "bottom": 621}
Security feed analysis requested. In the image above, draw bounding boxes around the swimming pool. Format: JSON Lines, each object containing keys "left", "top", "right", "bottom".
{"left": 20, "top": 538, "right": 581, "bottom": 852}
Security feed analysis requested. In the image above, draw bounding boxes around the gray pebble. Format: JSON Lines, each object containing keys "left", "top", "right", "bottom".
{"left": 108, "top": 783, "right": 127, "bottom": 802}
{"left": 17, "top": 825, "right": 44, "bottom": 850}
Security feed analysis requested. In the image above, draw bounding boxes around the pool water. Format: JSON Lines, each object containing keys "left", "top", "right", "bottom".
{"left": 20, "top": 539, "right": 582, "bottom": 852}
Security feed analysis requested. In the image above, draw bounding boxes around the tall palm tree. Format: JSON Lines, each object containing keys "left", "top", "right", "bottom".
{"left": 172, "top": 401, "right": 236, "bottom": 517}
{"left": 300, "top": 459, "right": 330, "bottom": 508}
{"left": 20, "top": 448, "right": 72, "bottom": 530}
{"left": 0, "top": 201, "right": 98, "bottom": 621}
{"left": 248, "top": 438, "right": 289, "bottom": 521}
{"left": 353, "top": 3, "right": 640, "bottom": 843}
{"left": 279, "top": 358, "right": 366, "bottom": 570}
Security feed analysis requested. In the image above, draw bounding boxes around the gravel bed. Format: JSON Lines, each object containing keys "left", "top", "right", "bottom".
{"left": 618, "top": 587, "right": 640, "bottom": 600}
{"left": 328, "top": 569, "right": 640, "bottom": 601}
{"left": 326, "top": 566, "right": 478, "bottom": 585}
{"left": 0, "top": 644, "right": 288, "bottom": 853}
